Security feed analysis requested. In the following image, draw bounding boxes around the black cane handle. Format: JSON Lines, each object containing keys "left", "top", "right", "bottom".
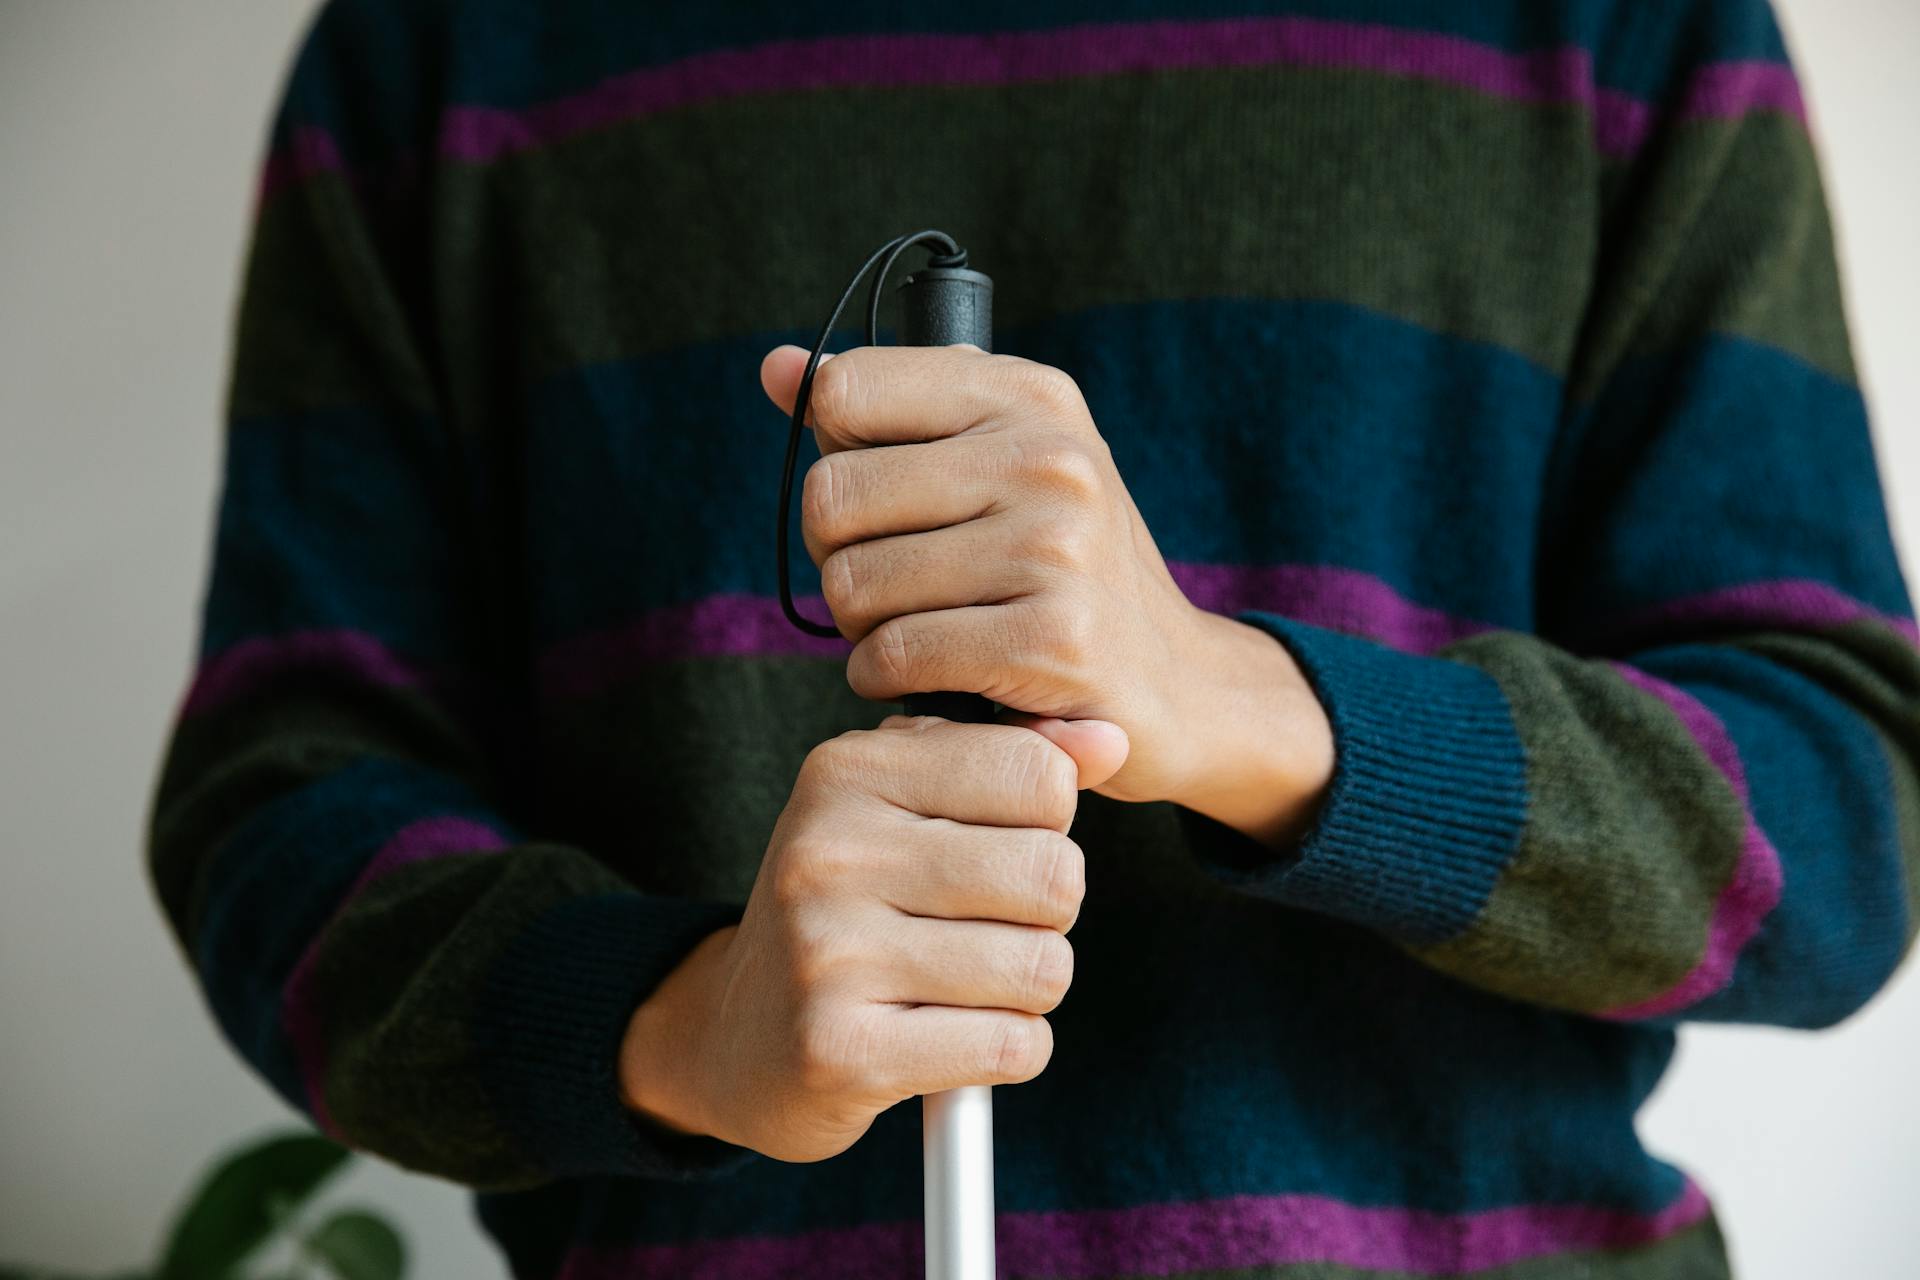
{"left": 894, "top": 262, "right": 997, "bottom": 726}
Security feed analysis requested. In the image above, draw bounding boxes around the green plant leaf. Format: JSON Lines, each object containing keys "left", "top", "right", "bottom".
{"left": 305, "top": 1211, "right": 404, "bottom": 1280}
{"left": 155, "top": 1131, "right": 352, "bottom": 1280}
{"left": 0, "top": 1271, "right": 148, "bottom": 1279}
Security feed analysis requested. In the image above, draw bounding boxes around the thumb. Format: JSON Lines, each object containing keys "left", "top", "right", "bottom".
{"left": 998, "top": 713, "right": 1130, "bottom": 790}
{"left": 760, "top": 343, "right": 834, "bottom": 428}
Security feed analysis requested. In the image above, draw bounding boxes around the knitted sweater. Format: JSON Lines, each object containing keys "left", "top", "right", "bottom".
{"left": 149, "top": 0, "right": 1920, "bottom": 1276}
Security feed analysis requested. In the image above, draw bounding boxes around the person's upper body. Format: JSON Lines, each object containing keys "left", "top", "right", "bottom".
{"left": 150, "top": 0, "right": 1920, "bottom": 1276}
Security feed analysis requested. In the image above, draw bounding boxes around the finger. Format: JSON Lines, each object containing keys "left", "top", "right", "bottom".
{"left": 824, "top": 718, "right": 1079, "bottom": 831}
{"left": 760, "top": 344, "right": 837, "bottom": 429}
{"left": 997, "top": 714, "right": 1130, "bottom": 790}
{"left": 846, "top": 599, "right": 1077, "bottom": 712}
{"left": 799, "top": 433, "right": 1013, "bottom": 565}
{"left": 876, "top": 916, "right": 1074, "bottom": 1015}
{"left": 821, "top": 514, "right": 1039, "bottom": 642}
{"left": 764, "top": 342, "right": 1081, "bottom": 455}
{"left": 871, "top": 1005, "right": 1055, "bottom": 1096}
{"left": 872, "top": 817, "right": 1083, "bottom": 931}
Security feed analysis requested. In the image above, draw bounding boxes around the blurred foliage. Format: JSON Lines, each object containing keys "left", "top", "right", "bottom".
{"left": 3, "top": 1131, "right": 406, "bottom": 1280}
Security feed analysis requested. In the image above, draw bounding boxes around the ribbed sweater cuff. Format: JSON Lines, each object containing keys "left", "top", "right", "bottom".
{"left": 1198, "top": 613, "right": 1530, "bottom": 946}
{"left": 473, "top": 891, "right": 753, "bottom": 1181}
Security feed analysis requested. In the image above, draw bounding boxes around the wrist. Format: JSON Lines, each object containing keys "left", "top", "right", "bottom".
{"left": 1164, "top": 608, "right": 1334, "bottom": 848}
{"left": 618, "top": 923, "right": 735, "bottom": 1140}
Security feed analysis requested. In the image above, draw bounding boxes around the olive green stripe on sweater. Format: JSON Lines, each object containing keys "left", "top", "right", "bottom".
{"left": 245, "top": 63, "right": 1607, "bottom": 415}
{"left": 236, "top": 84, "right": 1842, "bottom": 423}
{"left": 1578, "top": 113, "right": 1852, "bottom": 404}
{"left": 308, "top": 843, "right": 633, "bottom": 1189}
{"left": 534, "top": 656, "right": 882, "bottom": 901}
{"left": 1412, "top": 632, "right": 1745, "bottom": 1014}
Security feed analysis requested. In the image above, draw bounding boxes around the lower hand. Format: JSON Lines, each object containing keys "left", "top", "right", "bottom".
{"left": 618, "top": 715, "right": 1125, "bottom": 1162}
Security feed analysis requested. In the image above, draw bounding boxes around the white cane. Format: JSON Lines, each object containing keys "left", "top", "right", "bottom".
{"left": 776, "top": 229, "right": 1003, "bottom": 1278}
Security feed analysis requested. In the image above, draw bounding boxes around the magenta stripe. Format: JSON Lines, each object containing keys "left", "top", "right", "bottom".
{"left": 1592, "top": 86, "right": 1652, "bottom": 157}
{"left": 559, "top": 1181, "right": 1709, "bottom": 1279}
{"left": 440, "top": 18, "right": 1597, "bottom": 164}
{"left": 256, "top": 124, "right": 348, "bottom": 207}
{"left": 1603, "top": 578, "right": 1920, "bottom": 648}
{"left": 1601, "top": 665, "right": 1784, "bottom": 1020}
{"left": 280, "top": 816, "right": 509, "bottom": 1134}
{"left": 180, "top": 628, "right": 432, "bottom": 719}
{"left": 263, "top": 17, "right": 1815, "bottom": 204}
{"left": 1169, "top": 562, "right": 1493, "bottom": 654}
{"left": 535, "top": 563, "right": 1494, "bottom": 702}
{"left": 538, "top": 593, "right": 854, "bottom": 701}
{"left": 1683, "top": 59, "right": 1806, "bottom": 124}
{"left": 1601, "top": 57, "right": 1808, "bottom": 154}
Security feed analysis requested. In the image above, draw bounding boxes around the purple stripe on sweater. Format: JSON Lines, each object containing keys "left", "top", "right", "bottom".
{"left": 281, "top": 816, "right": 509, "bottom": 1134}
{"left": 1592, "top": 86, "right": 1652, "bottom": 157}
{"left": 535, "top": 564, "right": 1494, "bottom": 702}
{"left": 439, "top": 18, "right": 1599, "bottom": 165}
{"left": 264, "top": 17, "right": 1810, "bottom": 206}
{"left": 1601, "top": 665, "right": 1784, "bottom": 1020}
{"left": 1596, "top": 58, "right": 1806, "bottom": 154}
{"left": 1602, "top": 578, "right": 1920, "bottom": 649}
{"left": 538, "top": 593, "right": 855, "bottom": 701}
{"left": 180, "top": 628, "right": 432, "bottom": 719}
{"left": 1684, "top": 59, "right": 1806, "bottom": 124}
{"left": 1168, "top": 561, "right": 1493, "bottom": 654}
{"left": 256, "top": 124, "right": 347, "bottom": 207}
{"left": 558, "top": 1181, "right": 1710, "bottom": 1279}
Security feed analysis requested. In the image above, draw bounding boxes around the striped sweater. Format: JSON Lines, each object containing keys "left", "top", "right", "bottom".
{"left": 149, "top": 1, "right": 1920, "bottom": 1276}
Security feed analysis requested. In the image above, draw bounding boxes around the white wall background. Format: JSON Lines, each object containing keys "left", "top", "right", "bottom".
{"left": 0, "top": 2, "right": 1912, "bottom": 1276}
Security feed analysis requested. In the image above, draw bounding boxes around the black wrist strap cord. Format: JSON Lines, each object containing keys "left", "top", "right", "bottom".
{"left": 776, "top": 228, "right": 985, "bottom": 639}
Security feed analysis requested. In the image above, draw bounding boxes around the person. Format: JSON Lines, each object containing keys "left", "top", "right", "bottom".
{"left": 148, "top": 0, "right": 1920, "bottom": 1276}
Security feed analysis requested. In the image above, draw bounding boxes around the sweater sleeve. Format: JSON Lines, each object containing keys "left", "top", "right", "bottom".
{"left": 1183, "top": 0, "right": 1920, "bottom": 1027}
{"left": 146, "top": 3, "right": 752, "bottom": 1189}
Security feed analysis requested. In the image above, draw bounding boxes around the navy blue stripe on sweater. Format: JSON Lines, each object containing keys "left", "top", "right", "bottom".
{"left": 205, "top": 302, "right": 1906, "bottom": 675}
{"left": 1633, "top": 641, "right": 1913, "bottom": 1026}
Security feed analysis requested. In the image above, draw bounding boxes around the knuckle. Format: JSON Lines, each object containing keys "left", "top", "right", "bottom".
{"left": 801, "top": 455, "right": 847, "bottom": 543}
{"left": 1034, "top": 832, "right": 1086, "bottom": 927}
{"left": 987, "top": 1016, "right": 1052, "bottom": 1082}
{"left": 1008, "top": 733, "right": 1077, "bottom": 827}
{"left": 1044, "top": 443, "right": 1103, "bottom": 499}
{"left": 801, "top": 731, "right": 865, "bottom": 790}
{"left": 821, "top": 546, "right": 863, "bottom": 620}
{"left": 1013, "top": 432, "right": 1101, "bottom": 500}
{"left": 1019, "top": 362, "right": 1084, "bottom": 416}
{"left": 868, "top": 619, "right": 915, "bottom": 689}
{"left": 1023, "top": 513, "right": 1095, "bottom": 572}
{"left": 1022, "top": 933, "right": 1074, "bottom": 1010}
{"left": 986, "top": 1018, "right": 1029, "bottom": 1080}
{"left": 809, "top": 355, "right": 862, "bottom": 434}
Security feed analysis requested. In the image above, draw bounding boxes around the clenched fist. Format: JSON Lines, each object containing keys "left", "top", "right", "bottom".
{"left": 618, "top": 714, "right": 1127, "bottom": 1163}
{"left": 759, "top": 341, "right": 1333, "bottom": 847}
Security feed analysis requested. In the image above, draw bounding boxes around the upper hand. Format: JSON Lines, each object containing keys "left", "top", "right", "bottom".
{"left": 759, "top": 342, "right": 1332, "bottom": 842}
